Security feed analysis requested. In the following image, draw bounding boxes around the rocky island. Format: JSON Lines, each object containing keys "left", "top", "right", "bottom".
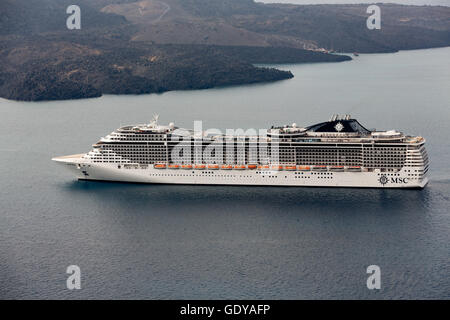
{"left": 0, "top": 0, "right": 449, "bottom": 101}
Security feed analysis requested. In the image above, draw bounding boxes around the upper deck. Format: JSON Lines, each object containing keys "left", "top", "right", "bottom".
{"left": 96, "top": 114, "right": 425, "bottom": 147}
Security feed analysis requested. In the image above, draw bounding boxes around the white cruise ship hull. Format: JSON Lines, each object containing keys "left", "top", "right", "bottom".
{"left": 53, "top": 155, "right": 428, "bottom": 189}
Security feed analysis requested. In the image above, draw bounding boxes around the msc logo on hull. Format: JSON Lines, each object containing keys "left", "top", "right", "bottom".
{"left": 378, "top": 174, "right": 408, "bottom": 186}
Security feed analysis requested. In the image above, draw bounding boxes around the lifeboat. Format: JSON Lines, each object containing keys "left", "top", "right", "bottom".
{"left": 298, "top": 166, "right": 311, "bottom": 171}
{"left": 247, "top": 164, "right": 257, "bottom": 170}
{"left": 168, "top": 164, "right": 180, "bottom": 169}
{"left": 194, "top": 164, "right": 206, "bottom": 170}
{"left": 208, "top": 164, "right": 219, "bottom": 170}
{"left": 258, "top": 165, "right": 270, "bottom": 170}
{"left": 221, "top": 164, "right": 233, "bottom": 170}
{"left": 285, "top": 165, "right": 297, "bottom": 171}
{"left": 313, "top": 165, "right": 327, "bottom": 171}
{"left": 181, "top": 164, "right": 192, "bottom": 170}
{"left": 154, "top": 164, "right": 166, "bottom": 169}
{"left": 234, "top": 165, "right": 246, "bottom": 170}
{"left": 270, "top": 165, "right": 283, "bottom": 171}
{"left": 347, "top": 166, "right": 362, "bottom": 172}
{"left": 330, "top": 166, "right": 344, "bottom": 172}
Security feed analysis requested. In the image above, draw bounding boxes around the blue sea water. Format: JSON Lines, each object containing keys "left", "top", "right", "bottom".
{"left": 0, "top": 47, "right": 449, "bottom": 299}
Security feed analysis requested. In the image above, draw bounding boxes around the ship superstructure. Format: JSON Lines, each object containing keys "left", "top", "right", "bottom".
{"left": 53, "top": 115, "right": 429, "bottom": 188}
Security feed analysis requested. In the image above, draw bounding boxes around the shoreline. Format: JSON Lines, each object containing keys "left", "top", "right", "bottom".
{"left": 2, "top": 46, "right": 448, "bottom": 103}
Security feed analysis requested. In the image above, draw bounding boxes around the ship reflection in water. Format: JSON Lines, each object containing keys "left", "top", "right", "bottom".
{"left": 63, "top": 179, "right": 433, "bottom": 214}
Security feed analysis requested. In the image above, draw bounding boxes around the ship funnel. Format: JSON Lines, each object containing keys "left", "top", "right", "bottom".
{"left": 329, "top": 114, "right": 339, "bottom": 122}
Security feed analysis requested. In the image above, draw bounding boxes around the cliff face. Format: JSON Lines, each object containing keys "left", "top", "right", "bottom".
{"left": 2, "top": 0, "right": 449, "bottom": 49}
{"left": 97, "top": 0, "right": 450, "bottom": 52}
{"left": 0, "top": 0, "right": 448, "bottom": 101}
{"left": 3, "top": 39, "right": 349, "bottom": 101}
{"left": 231, "top": 3, "right": 450, "bottom": 53}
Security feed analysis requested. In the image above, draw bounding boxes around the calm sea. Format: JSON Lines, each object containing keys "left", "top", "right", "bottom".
{"left": 0, "top": 47, "right": 449, "bottom": 299}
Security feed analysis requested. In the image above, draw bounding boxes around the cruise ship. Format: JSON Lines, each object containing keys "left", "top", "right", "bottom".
{"left": 53, "top": 115, "right": 429, "bottom": 188}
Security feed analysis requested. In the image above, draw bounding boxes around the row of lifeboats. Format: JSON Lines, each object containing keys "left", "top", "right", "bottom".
{"left": 154, "top": 164, "right": 252, "bottom": 170}
{"left": 154, "top": 164, "right": 362, "bottom": 172}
